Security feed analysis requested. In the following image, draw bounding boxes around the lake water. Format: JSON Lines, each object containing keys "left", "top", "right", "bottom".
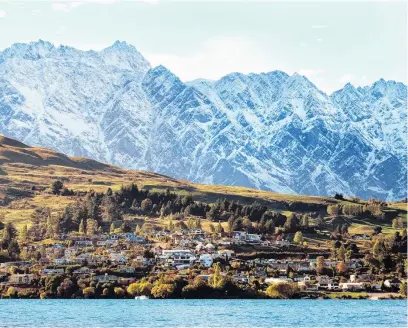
{"left": 0, "top": 299, "right": 406, "bottom": 327}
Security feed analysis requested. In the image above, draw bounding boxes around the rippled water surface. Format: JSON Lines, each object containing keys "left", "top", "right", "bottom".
{"left": 0, "top": 299, "right": 406, "bottom": 327}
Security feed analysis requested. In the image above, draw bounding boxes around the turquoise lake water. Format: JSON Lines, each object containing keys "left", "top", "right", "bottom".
{"left": 0, "top": 299, "right": 406, "bottom": 327}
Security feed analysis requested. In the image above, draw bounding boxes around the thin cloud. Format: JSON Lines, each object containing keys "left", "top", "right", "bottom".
{"left": 51, "top": 0, "right": 157, "bottom": 11}
{"left": 339, "top": 74, "right": 356, "bottom": 84}
{"left": 312, "top": 24, "right": 328, "bottom": 29}
{"left": 52, "top": 2, "right": 84, "bottom": 12}
{"left": 298, "top": 69, "right": 324, "bottom": 78}
{"left": 147, "top": 36, "right": 275, "bottom": 81}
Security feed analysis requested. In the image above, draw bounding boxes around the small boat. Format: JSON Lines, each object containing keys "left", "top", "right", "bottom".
{"left": 135, "top": 295, "right": 149, "bottom": 300}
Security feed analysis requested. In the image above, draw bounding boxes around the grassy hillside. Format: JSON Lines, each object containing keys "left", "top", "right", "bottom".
{"left": 0, "top": 135, "right": 406, "bottom": 241}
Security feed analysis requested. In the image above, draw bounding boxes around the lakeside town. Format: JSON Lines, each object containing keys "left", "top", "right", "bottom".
{"left": 0, "top": 181, "right": 406, "bottom": 300}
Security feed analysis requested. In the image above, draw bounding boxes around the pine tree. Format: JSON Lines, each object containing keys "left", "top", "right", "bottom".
{"left": 51, "top": 180, "right": 64, "bottom": 195}
{"left": 7, "top": 239, "right": 20, "bottom": 260}
{"left": 264, "top": 219, "right": 274, "bottom": 233}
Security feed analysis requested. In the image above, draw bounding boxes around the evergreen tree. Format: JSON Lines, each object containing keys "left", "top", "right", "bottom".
{"left": 2, "top": 223, "right": 17, "bottom": 249}
{"left": 121, "top": 221, "right": 131, "bottom": 233}
{"left": 51, "top": 180, "right": 64, "bottom": 195}
{"left": 284, "top": 213, "right": 299, "bottom": 232}
{"left": 264, "top": 219, "right": 274, "bottom": 233}
{"left": 7, "top": 239, "right": 20, "bottom": 259}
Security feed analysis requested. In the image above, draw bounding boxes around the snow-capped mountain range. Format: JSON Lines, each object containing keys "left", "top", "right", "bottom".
{"left": 0, "top": 40, "right": 406, "bottom": 200}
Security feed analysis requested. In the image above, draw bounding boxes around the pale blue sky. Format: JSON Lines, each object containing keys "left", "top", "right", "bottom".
{"left": 0, "top": 0, "right": 406, "bottom": 93}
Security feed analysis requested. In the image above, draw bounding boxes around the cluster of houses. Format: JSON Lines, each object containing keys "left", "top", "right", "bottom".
{"left": 0, "top": 228, "right": 404, "bottom": 296}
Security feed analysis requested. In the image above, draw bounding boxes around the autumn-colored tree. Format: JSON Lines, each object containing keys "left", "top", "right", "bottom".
{"left": 336, "top": 262, "right": 348, "bottom": 274}
{"left": 265, "top": 282, "right": 298, "bottom": 299}
{"left": 19, "top": 224, "right": 28, "bottom": 243}
{"left": 151, "top": 283, "right": 175, "bottom": 298}
{"left": 293, "top": 231, "right": 303, "bottom": 245}
{"left": 82, "top": 287, "right": 95, "bottom": 298}
{"left": 86, "top": 219, "right": 98, "bottom": 236}
{"left": 399, "top": 280, "right": 407, "bottom": 298}
{"left": 337, "top": 245, "right": 346, "bottom": 262}
{"left": 210, "top": 263, "right": 222, "bottom": 288}
{"left": 316, "top": 256, "right": 325, "bottom": 274}
{"left": 300, "top": 215, "right": 309, "bottom": 227}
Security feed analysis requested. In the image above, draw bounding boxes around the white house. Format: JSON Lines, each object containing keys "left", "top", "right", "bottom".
{"left": 265, "top": 277, "right": 293, "bottom": 285}
{"left": 198, "top": 254, "right": 213, "bottom": 268}
{"left": 54, "top": 258, "right": 73, "bottom": 265}
{"left": 93, "top": 274, "right": 119, "bottom": 283}
{"left": 339, "top": 282, "right": 365, "bottom": 291}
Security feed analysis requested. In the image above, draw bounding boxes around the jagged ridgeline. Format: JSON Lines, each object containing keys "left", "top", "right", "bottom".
{"left": 0, "top": 40, "right": 406, "bottom": 200}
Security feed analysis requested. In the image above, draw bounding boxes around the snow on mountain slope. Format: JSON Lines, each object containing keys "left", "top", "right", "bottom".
{"left": 0, "top": 40, "right": 406, "bottom": 200}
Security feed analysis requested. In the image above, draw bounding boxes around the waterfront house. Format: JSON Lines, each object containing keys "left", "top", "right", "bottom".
{"left": 339, "top": 282, "right": 365, "bottom": 291}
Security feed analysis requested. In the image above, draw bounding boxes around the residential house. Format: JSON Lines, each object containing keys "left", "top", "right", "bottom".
{"left": 198, "top": 254, "right": 213, "bottom": 268}
{"left": 384, "top": 279, "right": 402, "bottom": 289}
{"left": 93, "top": 274, "right": 119, "bottom": 283}
{"left": 42, "top": 268, "right": 65, "bottom": 276}
{"left": 118, "top": 266, "right": 136, "bottom": 274}
{"left": 265, "top": 277, "right": 293, "bottom": 285}
{"left": 75, "top": 240, "right": 93, "bottom": 247}
{"left": 54, "top": 258, "right": 73, "bottom": 265}
{"left": 339, "top": 282, "right": 365, "bottom": 291}
{"left": 316, "top": 275, "right": 333, "bottom": 289}
{"left": 9, "top": 274, "right": 36, "bottom": 285}
{"left": 73, "top": 267, "right": 92, "bottom": 277}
